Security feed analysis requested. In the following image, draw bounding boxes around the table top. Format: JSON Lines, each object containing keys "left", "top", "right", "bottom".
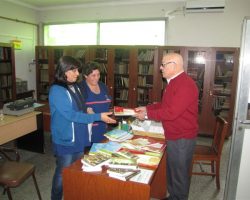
{"left": 0, "top": 111, "right": 41, "bottom": 127}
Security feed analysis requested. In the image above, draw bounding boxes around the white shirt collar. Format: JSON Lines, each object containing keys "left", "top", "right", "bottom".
{"left": 166, "top": 70, "right": 184, "bottom": 84}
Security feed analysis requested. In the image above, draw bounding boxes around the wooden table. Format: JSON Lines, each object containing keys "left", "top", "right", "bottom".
{"left": 0, "top": 111, "right": 44, "bottom": 153}
{"left": 63, "top": 150, "right": 167, "bottom": 200}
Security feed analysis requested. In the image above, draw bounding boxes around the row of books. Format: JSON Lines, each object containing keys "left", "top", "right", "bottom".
{"left": 114, "top": 89, "right": 128, "bottom": 101}
{"left": 114, "top": 63, "right": 129, "bottom": 74}
{"left": 137, "top": 50, "right": 154, "bottom": 62}
{"left": 138, "top": 63, "right": 154, "bottom": 75}
{"left": 114, "top": 76, "right": 129, "bottom": 87}
{"left": 0, "top": 75, "right": 12, "bottom": 87}
{"left": 137, "top": 76, "right": 153, "bottom": 87}
{"left": 0, "top": 47, "right": 11, "bottom": 61}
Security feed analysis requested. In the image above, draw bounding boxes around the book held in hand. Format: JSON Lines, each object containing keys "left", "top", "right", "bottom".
{"left": 114, "top": 106, "right": 136, "bottom": 116}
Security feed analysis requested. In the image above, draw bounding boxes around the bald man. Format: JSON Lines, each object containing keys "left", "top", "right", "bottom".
{"left": 135, "top": 53, "right": 199, "bottom": 200}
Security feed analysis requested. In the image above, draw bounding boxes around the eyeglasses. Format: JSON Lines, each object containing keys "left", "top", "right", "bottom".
{"left": 161, "top": 61, "right": 176, "bottom": 67}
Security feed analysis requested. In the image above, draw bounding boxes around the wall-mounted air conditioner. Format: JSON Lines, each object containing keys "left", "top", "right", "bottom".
{"left": 185, "top": 0, "right": 225, "bottom": 13}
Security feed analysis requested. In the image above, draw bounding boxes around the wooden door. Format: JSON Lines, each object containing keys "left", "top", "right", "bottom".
{"left": 113, "top": 47, "right": 131, "bottom": 107}
{"left": 210, "top": 47, "right": 239, "bottom": 136}
{"left": 184, "top": 47, "right": 213, "bottom": 136}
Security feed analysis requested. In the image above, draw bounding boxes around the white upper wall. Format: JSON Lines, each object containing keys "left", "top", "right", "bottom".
{"left": 0, "top": 0, "right": 38, "bottom": 23}
{"left": 37, "top": 0, "right": 250, "bottom": 47}
{"left": 1, "top": 0, "right": 249, "bottom": 48}
{"left": 0, "top": 0, "right": 38, "bottom": 92}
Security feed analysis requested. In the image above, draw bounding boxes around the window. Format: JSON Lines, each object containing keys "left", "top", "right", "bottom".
{"left": 100, "top": 21, "right": 165, "bottom": 45}
{"left": 44, "top": 23, "right": 98, "bottom": 45}
{"left": 44, "top": 20, "right": 165, "bottom": 46}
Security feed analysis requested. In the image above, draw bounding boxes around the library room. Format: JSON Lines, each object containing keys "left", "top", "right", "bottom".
{"left": 0, "top": 0, "right": 250, "bottom": 200}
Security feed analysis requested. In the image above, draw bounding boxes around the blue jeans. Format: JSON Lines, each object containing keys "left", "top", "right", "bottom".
{"left": 51, "top": 152, "right": 83, "bottom": 200}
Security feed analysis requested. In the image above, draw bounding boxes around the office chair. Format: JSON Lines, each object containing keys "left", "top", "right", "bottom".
{"left": 190, "top": 116, "right": 228, "bottom": 189}
{"left": 0, "top": 146, "right": 42, "bottom": 200}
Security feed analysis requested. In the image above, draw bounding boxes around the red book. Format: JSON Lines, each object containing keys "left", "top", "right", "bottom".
{"left": 114, "top": 106, "right": 136, "bottom": 116}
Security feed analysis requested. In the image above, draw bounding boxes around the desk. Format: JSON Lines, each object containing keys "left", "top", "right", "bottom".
{"left": 35, "top": 103, "right": 51, "bottom": 132}
{"left": 63, "top": 151, "right": 167, "bottom": 200}
{"left": 0, "top": 111, "right": 44, "bottom": 153}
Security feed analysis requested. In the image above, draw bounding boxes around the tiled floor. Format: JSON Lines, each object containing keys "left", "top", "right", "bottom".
{"left": 0, "top": 134, "right": 231, "bottom": 200}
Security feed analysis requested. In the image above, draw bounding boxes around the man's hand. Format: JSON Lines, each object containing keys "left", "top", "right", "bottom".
{"left": 134, "top": 106, "right": 147, "bottom": 121}
{"left": 101, "top": 112, "right": 117, "bottom": 124}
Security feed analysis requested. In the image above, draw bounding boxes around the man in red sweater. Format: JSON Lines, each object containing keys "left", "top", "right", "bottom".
{"left": 135, "top": 53, "right": 198, "bottom": 200}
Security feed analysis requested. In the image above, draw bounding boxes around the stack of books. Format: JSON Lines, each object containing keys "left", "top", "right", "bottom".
{"left": 131, "top": 119, "right": 165, "bottom": 139}
{"left": 108, "top": 156, "right": 138, "bottom": 170}
{"left": 120, "top": 137, "right": 166, "bottom": 157}
{"left": 106, "top": 167, "right": 141, "bottom": 181}
{"left": 89, "top": 141, "right": 122, "bottom": 156}
{"left": 81, "top": 152, "right": 111, "bottom": 172}
{"left": 104, "top": 129, "right": 133, "bottom": 142}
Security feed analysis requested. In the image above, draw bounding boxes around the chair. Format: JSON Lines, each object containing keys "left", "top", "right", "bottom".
{"left": 190, "top": 116, "right": 228, "bottom": 189}
{"left": 0, "top": 146, "right": 42, "bottom": 200}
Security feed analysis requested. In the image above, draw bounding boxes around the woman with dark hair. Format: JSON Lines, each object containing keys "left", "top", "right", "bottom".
{"left": 81, "top": 61, "right": 112, "bottom": 143}
{"left": 49, "top": 56, "right": 116, "bottom": 200}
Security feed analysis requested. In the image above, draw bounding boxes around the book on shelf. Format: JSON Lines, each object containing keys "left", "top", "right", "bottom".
{"left": 107, "top": 167, "right": 141, "bottom": 181}
{"left": 114, "top": 106, "right": 136, "bottom": 116}
{"left": 81, "top": 152, "right": 111, "bottom": 172}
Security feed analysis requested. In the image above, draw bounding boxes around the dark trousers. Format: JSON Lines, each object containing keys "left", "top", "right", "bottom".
{"left": 167, "top": 138, "right": 196, "bottom": 200}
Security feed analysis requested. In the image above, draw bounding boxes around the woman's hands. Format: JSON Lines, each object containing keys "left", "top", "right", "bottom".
{"left": 101, "top": 112, "right": 117, "bottom": 124}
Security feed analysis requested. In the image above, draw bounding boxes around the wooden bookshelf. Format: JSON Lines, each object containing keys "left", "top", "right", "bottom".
{"left": 0, "top": 43, "right": 16, "bottom": 104}
{"left": 35, "top": 45, "right": 239, "bottom": 137}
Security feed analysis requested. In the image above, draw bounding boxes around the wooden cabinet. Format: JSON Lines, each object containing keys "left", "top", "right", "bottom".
{"left": 35, "top": 45, "right": 239, "bottom": 136}
{"left": 36, "top": 46, "right": 52, "bottom": 101}
{"left": 210, "top": 48, "right": 239, "bottom": 136}
{"left": 182, "top": 47, "right": 239, "bottom": 136}
{"left": 184, "top": 47, "right": 212, "bottom": 135}
{"left": 136, "top": 47, "right": 156, "bottom": 106}
{"left": 36, "top": 46, "right": 72, "bottom": 101}
{"left": 88, "top": 46, "right": 114, "bottom": 106}
{"left": 113, "top": 47, "right": 131, "bottom": 107}
{"left": 0, "top": 43, "right": 16, "bottom": 104}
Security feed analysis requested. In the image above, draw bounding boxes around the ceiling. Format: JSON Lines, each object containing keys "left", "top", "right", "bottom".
{"left": 5, "top": 0, "right": 185, "bottom": 10}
